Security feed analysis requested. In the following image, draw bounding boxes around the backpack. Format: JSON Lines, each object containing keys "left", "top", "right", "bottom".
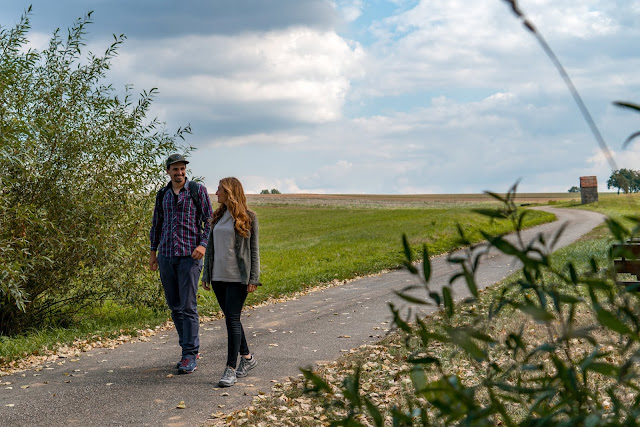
{"left": 154, "top": 180, "right": 203, "bottom": 230}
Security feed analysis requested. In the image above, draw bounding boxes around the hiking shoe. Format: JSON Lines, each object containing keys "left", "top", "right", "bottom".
{"left": 217, "top": 366, "right": 236, "bottom": 387}
{"left": 236, "top": 355, "right": 257, "bottom": 378}
{"left": 177, "top": 357, "right": 197, "bottom": 374}
{"left": 176, "top": 353, "right": 200, "bottom": 368}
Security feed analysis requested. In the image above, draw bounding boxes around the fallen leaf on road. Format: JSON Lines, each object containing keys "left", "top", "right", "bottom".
{"left": 166, "top": 374, "right": 174, "bottom": 378}
{"left": 220, "top": 392, "right": 229, "bottom": 396}
{"left": 21, "top": 385, "right": 29, "bottom": 389}
{"left": 5, "top": 404, "right": 15, "bottom": 407}
{"left": 106, "top": 383, "right": 113, "bottom": 386}
{"left": 177, "top": 400, "right": 186, "bottom": 409}
{"left": 338, "top": 335, "right": 351, "bottom": 338}
{"left": 210, "top": 412, "right": 225, "bottom": 418}
{"left": 269, "top": 343, "right": 279, "bottom": 347}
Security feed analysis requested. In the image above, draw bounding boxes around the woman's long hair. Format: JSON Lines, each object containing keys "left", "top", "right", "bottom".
{"left": 210, "top": 177, "right": 252, "bottom": 238}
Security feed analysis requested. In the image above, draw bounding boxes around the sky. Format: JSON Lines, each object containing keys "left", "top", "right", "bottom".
{"left": 2, "top": 1, "right": 640, "bottom": 194}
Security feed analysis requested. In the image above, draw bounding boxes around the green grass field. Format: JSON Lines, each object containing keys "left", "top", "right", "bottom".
{"left": 0, "top": 194, "right": 565, "bottom": 365}
{"left": 198, "top": 204, "right": 554, "bottom": 314}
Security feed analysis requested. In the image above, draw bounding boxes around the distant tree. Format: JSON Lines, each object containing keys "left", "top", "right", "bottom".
{"left": 607, "top": 168, "right": 640, "bottom": 194}
{"left": 270, "top": 189, "right": 281, "bottom": 194}
{"left": 568, "top": 186, "right": 580, "bottom": 193}
{"left": 260, "top": 189, "right": 270, "bottom": 194}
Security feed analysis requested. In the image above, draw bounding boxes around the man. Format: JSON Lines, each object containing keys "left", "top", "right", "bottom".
{"left": 149, "top": 154, "right": 213, "bottom": 374}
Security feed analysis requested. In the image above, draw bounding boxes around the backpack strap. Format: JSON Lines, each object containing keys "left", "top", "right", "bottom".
{"left": 188, "top": 180, "right": 202, "bottom": 224}
{"left": 155, "top": 181, "right": 203, "bottom": 234}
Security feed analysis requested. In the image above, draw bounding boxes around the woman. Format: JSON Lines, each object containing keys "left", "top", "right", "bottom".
{"left": 201, "top": 177, "right": 260, "bottom": 387}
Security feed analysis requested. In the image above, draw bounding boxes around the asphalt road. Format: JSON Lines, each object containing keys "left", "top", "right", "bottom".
{"left": 0, "top": 207, "right": 606, "bottom": 426}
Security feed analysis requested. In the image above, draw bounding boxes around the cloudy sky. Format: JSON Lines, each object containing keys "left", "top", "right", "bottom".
{"left": 3, "top": 1, "right": 640, "bottom": 194}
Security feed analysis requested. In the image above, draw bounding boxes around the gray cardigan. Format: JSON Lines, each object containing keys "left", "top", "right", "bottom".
{"left": 202, "top": 210, "right": 260, "bottom": 285}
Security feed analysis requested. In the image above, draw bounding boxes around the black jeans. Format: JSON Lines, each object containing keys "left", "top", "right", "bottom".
{"left": 212, "top": 281, "right": 249, "bottom": 369}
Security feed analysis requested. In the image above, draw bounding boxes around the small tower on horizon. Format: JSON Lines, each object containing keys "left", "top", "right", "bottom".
{"left": 580, "top": 176, "right": 598, "bottom": 204}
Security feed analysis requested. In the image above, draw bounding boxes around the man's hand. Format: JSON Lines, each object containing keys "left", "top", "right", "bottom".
{"left": 202, "top": 281, "right": 211, "bottom": 291}
{"left": 149, "top": 251, "right": 158, "bottom": 271}
{"left": 192, "top": 245, "right": 206, "bottom": 260}
{"left": 247, "top": 283, "right": 258, "bottom": 293}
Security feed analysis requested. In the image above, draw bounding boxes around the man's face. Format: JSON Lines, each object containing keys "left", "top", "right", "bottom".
{"left": 167, "top": 162, "right": 187, "bottom": 185}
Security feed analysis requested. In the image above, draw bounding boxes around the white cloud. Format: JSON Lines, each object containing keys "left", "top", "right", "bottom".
{"left": 241, "top": 176, "right": 323, "bottom": 194}
{"left": 207, "top": 133, "right": 308, "bottom": 148}
{"left": 110, "top": 27, "right": 365, "bottom": 124}
{"left": 334, "top": 0, "right": 364, "bottom": 23}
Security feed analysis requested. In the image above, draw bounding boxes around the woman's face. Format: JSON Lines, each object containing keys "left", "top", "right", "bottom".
{"left": 216, "top": 183, "right": 228, "bottom": 205}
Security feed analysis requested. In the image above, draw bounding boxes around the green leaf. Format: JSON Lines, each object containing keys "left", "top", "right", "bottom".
{"left": 472, "top": 208, "right": 508, "bottom": 219}
{"left": 448, "top": 328, "right": 486, "bottom": 360}
{"left": 389, "top": 303, "right": 413, "bottom": 333}
{"left": 568, "top": 263, "right": 578, "bottom": 284}
{"left": 403, "top": 260, "right": 418, "bottom": 275}
{"left": 363, "top": 397, "right": 384, "bottom": 427}
{"left": 462, "top": 264, "right": 479, "bottom": 297}
{"left": 393, "top": 290, "right": 429, "bottom": 306}
{"left": 402, "top": 234, "right": 412, "bottom": 262}
{"left": 585, "top": 362, "right": 619, "bottom": 377}
{"left": 594, "top": 306, "right": 632, "bottom": 335}
{"left": 428, "top": 292, "right": 441, "bottom": 306}
{"left": 481, "top": 232, "right": 519, "bottom": 256}
{"left": 442, "top": 286, "right": 454, "bottom": 318}
{"left": 300, "top": 367, "right": 332, "bottom": 394}
{"left": 518, "top": 302, "right": 555, "bottom": 323}
{"left": 407, "top": 356, "right": 440, "bottom": 365}
{"left": 422, "top": 244, "right": 431, "bottom": 282}
{"left": 410, "top": 365, "right": 428, "bottom": 392}
{"left": 613, "top": 101, "right": 640, "bottom": 113}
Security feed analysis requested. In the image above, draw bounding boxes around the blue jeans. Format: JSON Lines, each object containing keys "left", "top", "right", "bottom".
{"left": 158, "top": 255, "right": 202, "bottom": 358}
{"left": 212, "top": 281, "right": 249, "bottom": 368}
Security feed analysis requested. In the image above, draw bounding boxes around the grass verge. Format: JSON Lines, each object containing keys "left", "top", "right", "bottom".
{"left": 0, "top": 202, "right": 553, "bottom": 369}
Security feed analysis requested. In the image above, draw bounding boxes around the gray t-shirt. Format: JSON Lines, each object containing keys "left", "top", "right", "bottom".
{"left": 212, "top": 210, "right": 242, "bottom": 282}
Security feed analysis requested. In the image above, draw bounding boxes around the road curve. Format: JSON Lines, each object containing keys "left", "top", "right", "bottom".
{"left": 0, "top": 207, "right": 606, "bottom": 426}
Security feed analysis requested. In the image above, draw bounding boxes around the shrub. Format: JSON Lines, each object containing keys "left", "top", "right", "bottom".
{"left": 0, "top": 9, "right": 189, "bottom": 334}
{"left": 302, "top": 185, "right": 640, "bottom": 425}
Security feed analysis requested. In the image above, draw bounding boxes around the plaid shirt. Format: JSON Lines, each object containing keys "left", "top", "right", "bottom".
{"left": 150, "top": 179, "right": 213, "bottom": 257}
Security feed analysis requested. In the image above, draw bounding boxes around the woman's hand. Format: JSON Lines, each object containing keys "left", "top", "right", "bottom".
{"left": 202, "top": 281, "right": 211, "bottom": 291}
{"left": 247, "top": 283, "right": 257, "bottom": 293}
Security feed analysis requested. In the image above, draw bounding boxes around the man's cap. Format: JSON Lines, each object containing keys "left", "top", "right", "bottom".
{"left": 166, "top": 153, "right": 189, "bottom": 168}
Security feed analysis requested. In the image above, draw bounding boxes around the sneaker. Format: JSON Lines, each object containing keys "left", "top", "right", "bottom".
{"left": 177, "top": 357, "right": 197, "bottom": 374}
{"left": 218, "top": 366, "right": 236, "bottom": 387}
{"left": 176, "top": 353, "right": 200, "bottom": 368}
{"left": 236, "top": 355, "right": 257, "bottom": 378}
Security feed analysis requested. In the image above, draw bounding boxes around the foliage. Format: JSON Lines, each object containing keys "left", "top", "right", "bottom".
{"left": 271, "top": 188, "right": 281, "bottom": 194}
{"left": 260, "top": 189, "right": 270, "bottom": 194}
{"left": 607, "top": 169, "right": 640, "bottom": 194}
{"left": 0, "top": 9, "right": 189, "bottom": 334}
{"left": 568, "top": 186, "right": 580, "bottom": 193}
{"left": 302, "top": 184, "right": 640, "bottom": 425}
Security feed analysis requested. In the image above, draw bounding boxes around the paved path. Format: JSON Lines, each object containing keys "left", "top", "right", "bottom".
{"left": 0, "top": 207, "right": 606, "bottom": 426}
